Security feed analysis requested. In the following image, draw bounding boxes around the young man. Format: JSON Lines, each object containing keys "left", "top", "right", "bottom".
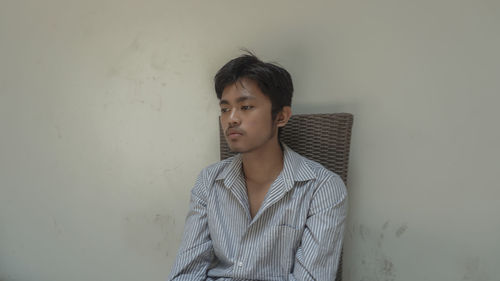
{"left": 168, "top": 53, "right": 347, "bottom": 281}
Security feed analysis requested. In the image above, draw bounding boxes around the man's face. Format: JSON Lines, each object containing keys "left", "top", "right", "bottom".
{"left": 219, "top": 78, "right": 277, "bottom": 154}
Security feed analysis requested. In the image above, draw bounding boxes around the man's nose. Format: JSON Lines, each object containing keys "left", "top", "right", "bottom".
{"left": 228, "top": 108, "right": 241, "bottom": 125}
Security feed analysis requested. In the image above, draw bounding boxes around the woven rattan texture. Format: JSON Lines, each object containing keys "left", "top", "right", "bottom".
{"left": 219, "top": 113, "right": 353, "bottom": 281}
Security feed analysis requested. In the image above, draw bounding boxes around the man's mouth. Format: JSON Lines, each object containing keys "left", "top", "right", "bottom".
{"left": 226, "top": 128, "right": 244, "bottom": 138}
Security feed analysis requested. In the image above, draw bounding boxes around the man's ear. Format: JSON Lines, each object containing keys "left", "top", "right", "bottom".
{"left": 276, "top": 106, "right": 292, "bottom": 128}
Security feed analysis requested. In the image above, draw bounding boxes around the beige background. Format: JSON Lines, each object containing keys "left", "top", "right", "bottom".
{"left": 1, "top": 0, "right": 499, "bottom": 280}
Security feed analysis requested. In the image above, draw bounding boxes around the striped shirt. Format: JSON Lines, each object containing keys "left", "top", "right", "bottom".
{"left": 168, "top": 143, "right": 348, "bottom": 281}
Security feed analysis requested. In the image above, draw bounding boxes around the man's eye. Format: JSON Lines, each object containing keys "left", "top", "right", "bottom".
{"left": 241, "top": 105, "right": 253, "bottom": 110}
{"left": 220, "top": 108, "right": 230, "bottom": 113}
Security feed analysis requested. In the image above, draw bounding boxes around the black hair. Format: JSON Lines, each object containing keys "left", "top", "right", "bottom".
{"left": 214, "top": 51, "right": 293, "bottom": 120}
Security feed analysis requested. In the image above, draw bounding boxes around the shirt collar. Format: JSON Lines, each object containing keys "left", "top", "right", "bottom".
{"left": 215, "top": 143, "right": 316, "bottom": 189}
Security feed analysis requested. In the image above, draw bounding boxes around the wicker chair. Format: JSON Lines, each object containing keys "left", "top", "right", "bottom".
{"left": 219, "top": 113, "right": 354, "bottom": 281}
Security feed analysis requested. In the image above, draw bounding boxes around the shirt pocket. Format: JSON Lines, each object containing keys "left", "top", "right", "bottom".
{"left": 265, "top": 224, "right": 302, "bottom": 275}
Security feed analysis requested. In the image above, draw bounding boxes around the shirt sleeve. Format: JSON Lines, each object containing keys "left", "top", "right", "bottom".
{"left": 167, "top": 169, "right": 215, "bottom": 281}
{"left": 289, "top": 175, "right": 348, "bottom": 281}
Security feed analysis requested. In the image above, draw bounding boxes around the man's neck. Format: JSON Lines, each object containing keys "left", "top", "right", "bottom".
{"left": 241, "top": 140, "right": 284, "bottom": 186}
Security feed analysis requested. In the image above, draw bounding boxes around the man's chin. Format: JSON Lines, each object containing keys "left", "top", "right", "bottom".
{"left": 229, "top": 147, "right": 244, "bottom": 153}
{"left": 228, "top": 144, "right": 248, "bottom": 154}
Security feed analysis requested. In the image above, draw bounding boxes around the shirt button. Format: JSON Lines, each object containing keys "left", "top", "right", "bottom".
{"left": 237, "top": 261, "right": 243, "bottom": 267}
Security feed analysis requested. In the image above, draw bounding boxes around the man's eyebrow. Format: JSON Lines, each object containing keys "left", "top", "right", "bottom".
{"left": 219, "top": 96, "right": 256, "bottom": 106}
{"left": 236, "top": 96, "right": 255, "bottom": 103}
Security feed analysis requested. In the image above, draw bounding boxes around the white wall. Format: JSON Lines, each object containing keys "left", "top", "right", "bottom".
{"left": 1, "top": 1, "right": 499, "bottom": 281}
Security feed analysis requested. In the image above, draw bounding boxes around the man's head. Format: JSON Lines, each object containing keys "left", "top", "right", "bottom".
{"left": 214, "top": 53, "right": 293, "bottom": 153}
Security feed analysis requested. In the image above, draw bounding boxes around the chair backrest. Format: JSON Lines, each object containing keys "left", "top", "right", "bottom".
{"left": 219, "top": 112, "right": 354, "bottom": 281}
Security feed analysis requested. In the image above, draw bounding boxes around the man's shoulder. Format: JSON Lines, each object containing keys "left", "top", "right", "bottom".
{"left": 293, "top": 152, "right": 348, "bottom": 205}
{"left": 288, "top": 148, "right": 342, "bottom": 182}
{"left": 197, "top": 155, "right": 236, "bottom": 182}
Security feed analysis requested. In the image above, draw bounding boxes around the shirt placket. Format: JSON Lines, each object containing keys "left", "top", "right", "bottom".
{"left": 232, "top": 227, "right": 253, "bottom": 278}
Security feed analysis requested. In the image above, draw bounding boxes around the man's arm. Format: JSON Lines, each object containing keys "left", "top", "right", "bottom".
{"left": 168, "top": 169, "right": 214, "bottom": 281}
{"left": 290, "top": 175, "right": 348, "bottom": 281}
